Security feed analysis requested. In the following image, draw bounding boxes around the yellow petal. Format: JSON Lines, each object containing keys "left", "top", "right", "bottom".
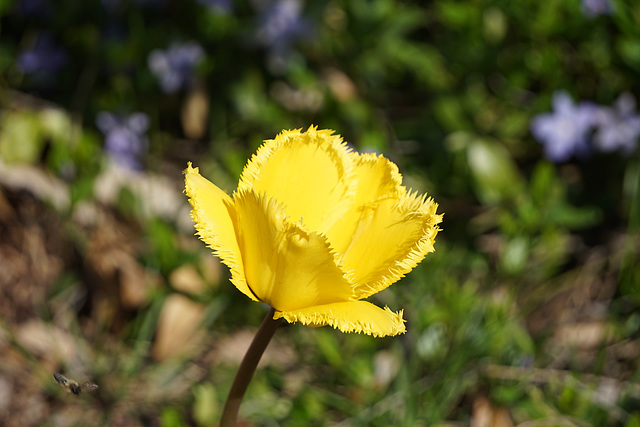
{"left": 274, "top": 301, "right": 406, "bottom": 337}
{"left": 350, "top": 152, "right": 405, "bottom": 203}
{"left": 237, "top": 126, "right": 355, "bottom": 235}
{"left": 340, "top": 191, "right": 443, "bottom": 299}
{"left": 233, "top": 188, "right": 356, "bottom": 311}
{"left": 183, "top": 163, "right": 257, "bottom": 302}
{"left": 326, "top": 152, "right": 406, "bottom": 254}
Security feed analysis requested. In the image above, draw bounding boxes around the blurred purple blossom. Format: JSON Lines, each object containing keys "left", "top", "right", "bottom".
{"left": 148, "top": 42, "right": 204, "bottom": 94}
{"left": 581, "top": 0, "right": 613, "bottom": 17}
{"left": 17, "top": 33, "right": 67, "bottom": 77}
{"left": 531, "top": 91, "right": 596, "bottom": 162}
{"left": 97, "top": 112, "right": 150, "bottom": 171}
{"left": 197, "top": 0, "right": 232, "bottom": 14}
{"left": 255, "top": 0, "right": 311, "bottom": 71}
{"left": 592, "top": 93, "right": 640, "bottom": 154}
{"left": 257, "top": 0, "right": 307, "bottom": 48}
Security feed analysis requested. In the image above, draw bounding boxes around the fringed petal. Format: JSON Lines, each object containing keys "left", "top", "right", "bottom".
{"left": 183, "top": 163, "right": 257, "bottom": 301}
{"left": 340, "top": 190, "right": 443, "bottom": 299}
{"left": 350, "top": 152, "right": 405, "bottom": 203}
{"left": 274, "top": 301, "right": 406, "bottom": 337}
{"left": 326, "top": 152, "right": 406, "bottom": 254}
{"left": 237, "top": 126, "right": 356, "bottom": 235}
{"left": 233, "top": 188, "right": 356, "bottom": 311}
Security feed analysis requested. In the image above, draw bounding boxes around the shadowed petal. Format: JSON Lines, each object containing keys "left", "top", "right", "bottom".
{"left": 326, "top": 152, "right": 406, "bottom": 254}
{"left": 274, "top": 301, "right": 406, "bottom": 337}
{"left": 184, "top": 163, "right": 256, "bottom": 301}
{"left": 233, "top": 188, "right": 356, "bottom": 311}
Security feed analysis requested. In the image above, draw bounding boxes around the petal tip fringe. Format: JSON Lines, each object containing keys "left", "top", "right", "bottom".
{"left": 275, "top": 305, "right": 406, "bottom": 338}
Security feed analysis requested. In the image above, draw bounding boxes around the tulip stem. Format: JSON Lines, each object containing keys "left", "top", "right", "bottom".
{"left": 220, "top": 307, "right": 280, "bottom": 427}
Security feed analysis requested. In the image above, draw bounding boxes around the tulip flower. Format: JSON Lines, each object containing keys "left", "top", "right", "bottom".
{"left": 184, "top": 126, "right": 441, "bottom": 425}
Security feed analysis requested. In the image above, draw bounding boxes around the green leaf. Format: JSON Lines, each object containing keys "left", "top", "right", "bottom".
{"left": 0, "top": 111, "right": 44, "bottom": 164}
{"left": 193, "top": 383, "right": 219, "bottom": 426}
{"left": 618, "top": 37, "right": 640, "bottom": 71}
{"left": 500, "top": 236, "right": 529, "bottom": 275}
{"left": 435, "top": 97, "right": 469, "bottom": 132}
{"left": 625, "top": 413, "right": 640, "bottom": 427}
{"left": 466, "top": 137, "right": 523, "bottom": 205}
{"left": 160, "top": 407, "right": 187, "bottom": 427}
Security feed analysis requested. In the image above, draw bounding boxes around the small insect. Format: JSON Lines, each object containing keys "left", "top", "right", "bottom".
{"left": 53, "top": 373, "right": 99, "bottom": 395}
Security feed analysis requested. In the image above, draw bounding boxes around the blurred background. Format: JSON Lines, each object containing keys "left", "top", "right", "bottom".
{"left": 1, "top": 0, "right": 640, "bottom": 425}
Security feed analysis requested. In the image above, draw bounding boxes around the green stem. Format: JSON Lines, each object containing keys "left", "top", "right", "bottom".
{"left": 219, "top": 307, "right": 280, "bottom": 427}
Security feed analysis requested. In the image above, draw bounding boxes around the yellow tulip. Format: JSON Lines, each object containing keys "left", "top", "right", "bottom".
{"left": 184, "top": 126, "right": 442, "bottom": 337}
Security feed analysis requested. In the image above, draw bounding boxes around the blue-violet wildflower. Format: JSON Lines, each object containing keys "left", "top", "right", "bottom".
{"left": 18, "top": 32, "right": 67, "bottom": 77}
{"left": 197, "top": 0, "right": 232, "bottom": 14}
{"left": 256, "top": 0, "right": 310, "bottom": 71}
{"left": 581, "top": 0, "right": 613, "bottom": 17}
{"left": 257, "top": 0, "right": 307, "bottom": 49}
{"left": 148, "top": 42, "right": 204, "bottom": 94}
{"left": 593, "top": 93, "right": 640, "bottom": 154}
{"left": 530, "top": 91, "right": 596, "bottom": 162}
{"left": 96, "top": 112, "right": 150, "bottom": 171}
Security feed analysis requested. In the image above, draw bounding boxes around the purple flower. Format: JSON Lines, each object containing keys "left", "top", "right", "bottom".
{"left": 531, "top": 91, "right": 597, "bottom": 163}
{"left": 592, "top": 93, "right": 640, "bottom": 154}
{"left": 17, "top": 32, "right": 67, "bottom": 76}
{"left": 254, "top": 0, "right": 311, "bottom": 72}
{"left": 581, "top": 0, "right": 613, "bottom": 17}
{"left": 257, "top": 0, "right": 307, "bottom": 48}
{"left": 148, "top": 42, "right": 204, "bottom": 94}
{"left": 197, "top": 0, "right": 232, "bottom": 14}
{"left": 96, "top": 112, "right": 150, "bottom": 170}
